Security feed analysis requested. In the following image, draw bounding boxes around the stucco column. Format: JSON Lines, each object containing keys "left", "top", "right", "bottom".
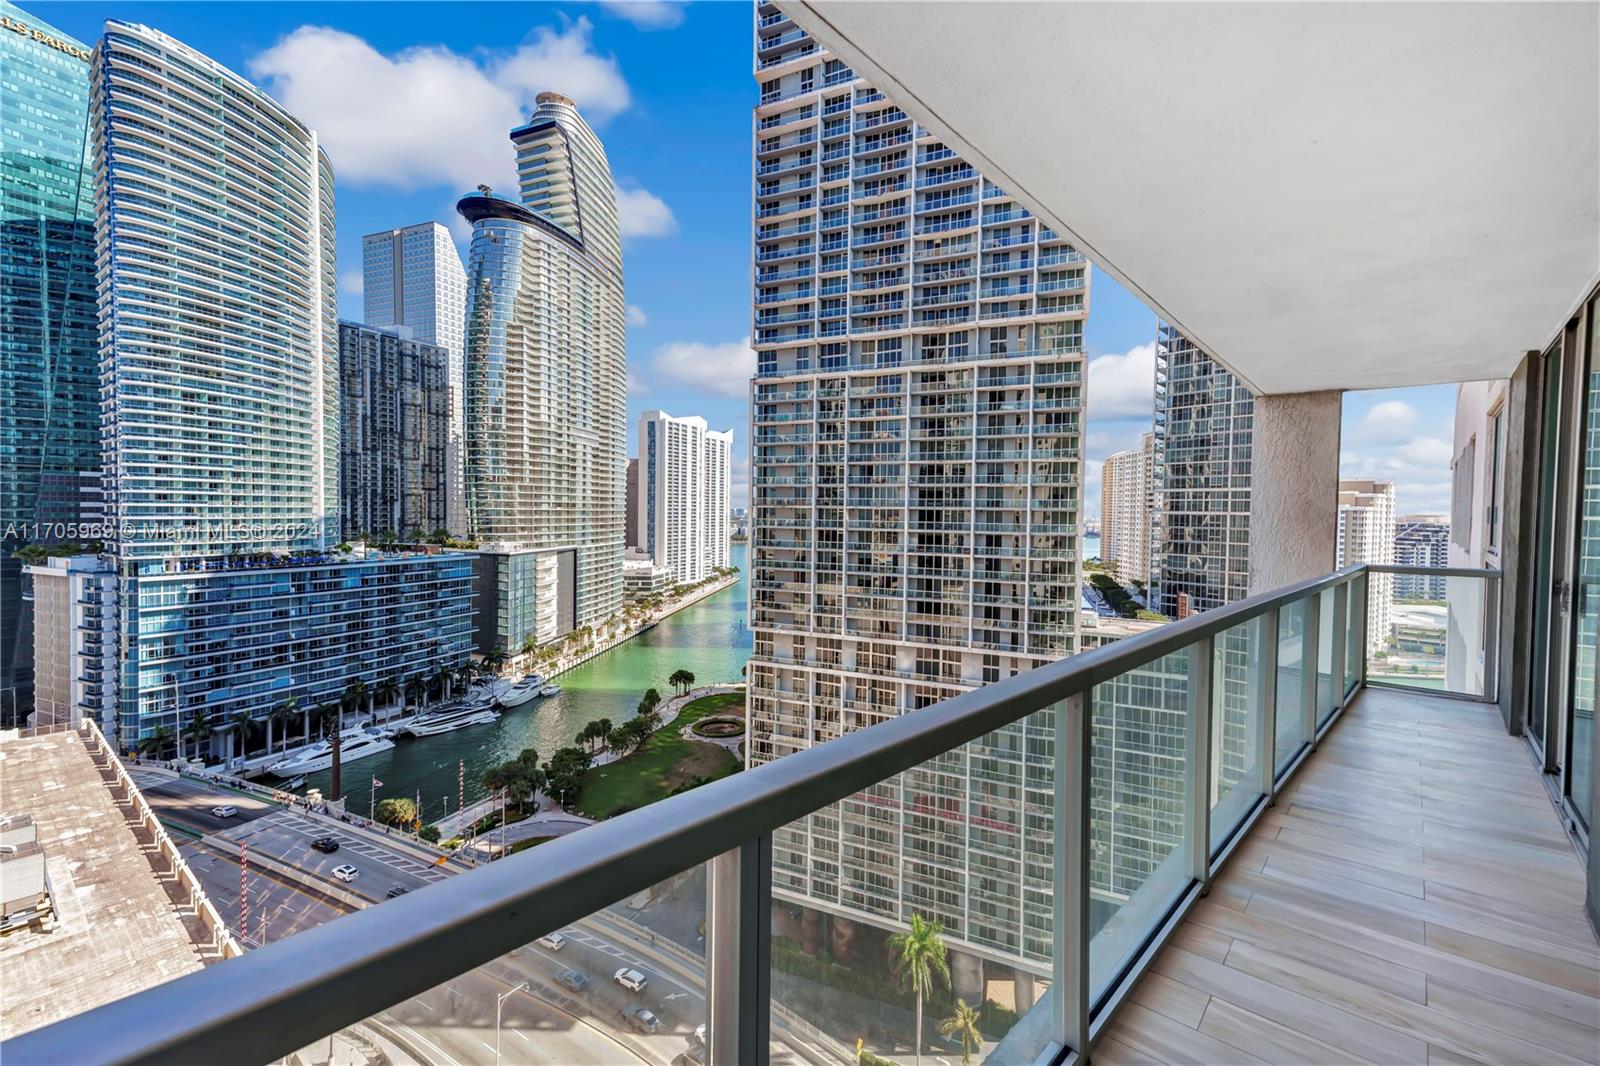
{"left": 1248, "top": 391, "right": 1342, "bottom": 594}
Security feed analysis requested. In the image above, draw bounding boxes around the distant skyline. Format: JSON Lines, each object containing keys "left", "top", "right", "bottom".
{"left": 33, "top": 0, "right": 1457, "bottom": 515}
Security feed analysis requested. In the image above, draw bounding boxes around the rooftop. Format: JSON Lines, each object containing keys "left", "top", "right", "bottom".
{"left": 0, "top": 729, "right": 213, "bottom": 1041}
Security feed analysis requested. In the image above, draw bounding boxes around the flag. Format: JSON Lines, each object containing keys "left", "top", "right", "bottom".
{"left": 372, "top": 776, "right": 383, "bottom": 788}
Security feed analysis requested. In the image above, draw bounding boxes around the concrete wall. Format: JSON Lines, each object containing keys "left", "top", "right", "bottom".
{"left": 1248, "top": 391, "right": 1342, "bottom": 593}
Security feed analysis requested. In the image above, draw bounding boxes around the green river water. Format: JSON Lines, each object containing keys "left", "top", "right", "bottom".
{"left": 297, "top": 545, "right": 751, "bottom": 819}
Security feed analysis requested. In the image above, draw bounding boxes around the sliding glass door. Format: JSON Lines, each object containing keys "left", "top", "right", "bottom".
{"left": 1565, "top": 297, "right": 1599, "bottom": 834}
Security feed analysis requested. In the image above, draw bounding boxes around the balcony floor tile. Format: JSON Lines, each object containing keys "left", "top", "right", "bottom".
{"left": 1106, "top": 686, "right": 1600, "bottom": 1066}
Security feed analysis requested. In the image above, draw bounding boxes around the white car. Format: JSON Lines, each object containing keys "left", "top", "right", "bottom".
{"left": 210, "top": 805, "right": 238, "bottom": 819}
{"left": 536, "top": 931, "right": 567, "bottom": 952}
{"left": 613, "top": 967, "right": 648, "bottom": 993}
{"left": 331, "top": 864, "right": 359, "bottom": 883}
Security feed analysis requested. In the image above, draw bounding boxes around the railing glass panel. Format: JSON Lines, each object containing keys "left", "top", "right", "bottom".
{"left": 1345, "top": 572, "right": 1366, "bottom": 698}
{"left": 1363, "top": 565, "right": 1498, "bottom": 701}
{"left": 1088, "top": 650, "right": 1194, "bottom": 1002}
{"left": 1274, "top": 599, "right": 1309, "bottom": 773}
{"left": 1317, "top": 588, "right": 1340, "bottom": 727}
{"left": 1210, "top": 618, "right": 1266, "bottom": 852}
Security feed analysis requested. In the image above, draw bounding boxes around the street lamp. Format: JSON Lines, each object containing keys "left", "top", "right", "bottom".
{"left": 495, "top": 980, "right": 529, "bottom": 1065}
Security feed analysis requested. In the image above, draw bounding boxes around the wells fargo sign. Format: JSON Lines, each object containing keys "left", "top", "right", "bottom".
{"left": 1, "top": 14, "right": 91, "bottom": 61}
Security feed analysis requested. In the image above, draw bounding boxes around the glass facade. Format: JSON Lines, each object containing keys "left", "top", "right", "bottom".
{"left": 122, "top": 552, "right": 474, "bottom": 750}
{"left": 746, "top": 3, "right": 1085, "bottom": 973}
{"left": 337, "top": 322, "right": 450, "bottom": 539}
{"left": 1150, "top": 321, "right": 1254, "bottom": 618}
{"left": 0, "top": 2, "right": 99, "bottom": 722}
{"left": 459, "top": 94, "right": 626, "bottom": 648}
{"left": 361, "top": 223, "right": 467, "bottom": 535}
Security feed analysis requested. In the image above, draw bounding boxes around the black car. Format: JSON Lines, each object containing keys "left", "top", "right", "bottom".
{"left": 311, "top": 837, "right": 339, "bottom": 853}
{"left": 385, "top": 885, "right": 409, "bottom": 899}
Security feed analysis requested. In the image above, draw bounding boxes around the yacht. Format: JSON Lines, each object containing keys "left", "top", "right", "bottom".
{"left": 539, "top": 683, "right": 562, "bottom": 697}
{"left": 402, "top": 700, "right": 500, "bottom": 737}
{"left": 267, "top": 730, "right": 394, "bottom": 777}
{"left": 498, "top": 674, "right": 546, "bottom": 709}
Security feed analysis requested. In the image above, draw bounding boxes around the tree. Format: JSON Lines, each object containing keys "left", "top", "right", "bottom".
{"left": 637, "top": 692, "right": 663, "bottom": 734}
{"left": 939, "top": 1000, "right": 982, "bottom": 1066}
{"left": 341, "top": 678, "right": 368, "bottom": 721}
{"left": 374, "top": 678, "right": 400, "bottom": 718}
{"left": 889, "top": 913, "right": 950, "bottom": 1066}
{"left": 137, "top": 725, "right": 173, "bottom": 759}
{"left": 640, "top": 687, "right": 662, "bottom": 712}
{"left": 541, "top": 746, "right": 591, "bottom": 809}
{"left": 606, "top": 725, "right": 631, "bottom": 756}
{"left": 227, "top": 708, "right": 252, "bottom": 761}
{"left": 484, "top": 649, "right": 506, "bottom": 672}
{"left": 321, "top": 702, "right": 344, "bottom": 801}
{"left": 668, "top": 669, "right": 695, "bottom": 696}
{"left": 616, "top": 717, "right": 651, "bottom": 755}
{"left": 271, "top": 697, "right": 298, "bottom": 755}
{"left": 405, "top": 675, "right": 427, "bottom": 710}
{"left": 375, "top": 797, "right": 419, "bottom": 829}
{"left": 182, "top": 707, "right": 214, "bottom": 763}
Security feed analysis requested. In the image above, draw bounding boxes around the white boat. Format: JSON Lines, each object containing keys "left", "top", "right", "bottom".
{"left": 268, "top": 730, "right": 394, "bottom": 776}
{"left": 403, "top": 702, "right": 501, "bottom": 737}
{"left": 539, "top": 683, "right": 562, "bottom": 697}
{"left": 498, "top": 674, "right": 546, "bottom": 709}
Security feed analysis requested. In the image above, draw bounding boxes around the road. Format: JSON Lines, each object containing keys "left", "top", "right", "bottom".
{"left": 131, "top": 769, "right": 279, "bottom": 835}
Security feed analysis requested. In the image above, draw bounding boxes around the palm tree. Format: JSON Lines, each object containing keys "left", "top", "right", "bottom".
{"left": 484, "top": 649, "right": 506, "bottom": 673}
{"left": 229, "top": 708, "right": 253, "bottom": 762}
{"left": 405, "top": 674, "right": 427, "bottom": 710}
{"left": 137, "top": 725, "right": 172, "bottom": 759}
{"left": 374, "top": 678, "right": 400, "bottom": 720}
{"left": 321, "top": 702, "right": 344, "bottom": 801}
{"left": 606, "top": 725, "right": 630, "bottom": 756}
{"left": 182, "top": 707, "right": 214, "bottom": 763}
{"left": 590, "top": 717, "right": 613, "bottom": 754}
{"left": 668, "top": 669, "right": 695, "bottom": 696}
{"left": 939, "top": 1000, "right": 982, "bottom": 1066}
{"left": 342, "top": 677, "right": 368, "bottom": 723}
{"left": 431, "top": 665, "right": 452, "bottom": 703}
{"left": 271, "top": 697, "right": 298, "bottom": 755}
{"left": 889, "top": 913, "right": 950, "bottom": 1066}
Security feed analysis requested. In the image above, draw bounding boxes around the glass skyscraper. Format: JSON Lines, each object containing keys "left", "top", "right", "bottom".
{"left": 746, "top": 4, "right": 1085, "bottom": 970}
{"left": 93, "top": 21, "right": 472, "bottom": 755}
{"left": 1150, "top": 321, "right": 1254, "bottom": 618}
{"left": 0, "top": 2, "right": 100, "bottom": 723}
{"left": 459, "top": 93, "right": 626, "bottom": 653}
{"left": 361, "top": 222, "right": 468, "bottom": 535}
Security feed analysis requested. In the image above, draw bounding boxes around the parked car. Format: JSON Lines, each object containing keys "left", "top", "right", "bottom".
{"left": 621, "top": 1005, "right": 662, "bottom": 1034}
{"left": 555, "top": 969, "right": 590, "bottom": 993}
{"left": 385, "top": 885, "right": 409, "bottom": 898}
{"left": 613, "top": 967, "right": 648, "bottom": 993}
{"left": 210, "top": 805, "right": 238, "bottom": 819}
{"left": 536, "top": 931, "right": 567, "bottom": 951}
{"left": 311, "top": 837, "right": 339, "bottom": 853}
{"left": 331, "top": 864, "right": 359, "bottom": 882}
{"left": 672, "top": 1046, "right": 707, "bottom": 1066}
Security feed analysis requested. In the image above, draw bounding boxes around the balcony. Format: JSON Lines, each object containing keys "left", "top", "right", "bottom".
{"left": 20, "top": 564, "right": 1582, "bottom": 1066}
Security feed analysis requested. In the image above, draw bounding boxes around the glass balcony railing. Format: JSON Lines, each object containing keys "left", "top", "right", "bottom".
{"left": 7, "top": 565, "right": 1503, "bottom": 1066}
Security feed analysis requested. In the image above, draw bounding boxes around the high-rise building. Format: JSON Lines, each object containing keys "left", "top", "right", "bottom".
{"left": 362, "top": 223, "right": 468, "bottom": 535}
{"left": 1, "top": 3, "right": 99, "bottom": 724}
{"left": 746, "top": 5, "right": 1086, "bottom": 969}
{"left": 625, "top": 458, "right": 641, "bottom": 550}
{"left": 459, "top": 93, "right": 626, "bottom": 654}
{"left": 1100, "top": 431, "right": 1155, "bottom": 582}
{"left": 21, "top": 554, "right": 116, "bottom": 733}
{"left": 1337, "top": 479, "right": 1397, "bottom": 652}
{"left": 1394, "top": 514, "right": 1449, "bottom": 601}
{"left": 337, "top": 322, "right": 451, "bottom": 539}
{"left": 93, "top": 21, "right": 473, "bottom": 758}
{"left": 1151, "top": 322, "right": 1254, "bottom": 619}
{"left": 637, "top": 411, "right": 734, "bottom": 585}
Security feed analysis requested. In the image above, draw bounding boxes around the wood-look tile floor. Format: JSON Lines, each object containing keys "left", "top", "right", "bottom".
{"left": 1101, "top": 687, "right": 1600, "bottom": 1066}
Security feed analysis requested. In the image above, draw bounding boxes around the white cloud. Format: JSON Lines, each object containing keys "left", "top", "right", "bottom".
{"left": 339, "top": 270, "right": 364, "bottom": 297}
{"left": 650, "top": 337, "right": 755, "bottom": 398}
{"left": 1360, "top": 400, "right": 1418, "bottom": 445}
{"left": 1085, "top": 342, "right": 1156, "bottom": 421}
{"left": 626, "top": 304, "right": 649, "bottom": 327}
{"left": 248, "top": 19, "right": 628, "bottom": 194}
{"left": 599, "top": 1, "right": 687, "bottom": 30}
{"left": 626, "top": 370, "right": 650, "bottom": 397}
{"left": 616, "top": 185, "right": 678, "bottom": 238}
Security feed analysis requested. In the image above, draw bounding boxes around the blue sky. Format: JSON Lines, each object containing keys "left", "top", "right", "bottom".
{"left": 36, "top": 0, "right": 1459, "bottom": 515}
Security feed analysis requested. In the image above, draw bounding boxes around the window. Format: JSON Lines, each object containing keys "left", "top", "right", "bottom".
{"left": 1487, "top": 405, "right": 1504, "bottom": 550}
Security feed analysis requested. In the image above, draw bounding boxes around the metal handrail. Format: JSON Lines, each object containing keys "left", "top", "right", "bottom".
{"left": 4, "top": 564, "right": 1501, "bottom": 1065}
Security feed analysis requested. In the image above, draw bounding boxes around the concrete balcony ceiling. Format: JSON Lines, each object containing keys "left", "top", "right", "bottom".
{"left": 788, "top": 2, "right": 1600, "bottom": 393}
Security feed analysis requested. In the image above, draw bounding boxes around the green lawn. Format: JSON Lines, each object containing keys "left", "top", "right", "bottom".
{"left": 577, "top": 692, "right": 743, "bottom": 819}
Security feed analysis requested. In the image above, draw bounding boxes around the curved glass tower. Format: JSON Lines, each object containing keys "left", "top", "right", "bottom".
{"left": 460, "top": 93, "right": 626, "bottom": 652}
